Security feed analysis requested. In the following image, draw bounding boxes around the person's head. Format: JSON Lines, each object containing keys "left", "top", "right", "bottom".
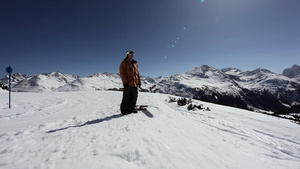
{"left": 126, "top": 50, "right": 135, "bottom": 60}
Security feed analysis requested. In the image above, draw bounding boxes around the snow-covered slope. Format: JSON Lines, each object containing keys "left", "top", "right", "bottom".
{"left": 0, "top": 90, "right": 299, "bottom": 169}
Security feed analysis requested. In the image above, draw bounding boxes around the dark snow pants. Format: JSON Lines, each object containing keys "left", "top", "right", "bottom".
{"left": 121, "top": 86, "right": 138, "bottom": 115}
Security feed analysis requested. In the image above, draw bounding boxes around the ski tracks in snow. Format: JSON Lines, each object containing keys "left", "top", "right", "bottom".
{"left": 172, "top": 101, "right": 300, "bottom": 166}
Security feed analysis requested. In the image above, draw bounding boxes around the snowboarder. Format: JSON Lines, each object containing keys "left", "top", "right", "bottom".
{"left": 119, "top": 50, "right": 141, "bottom": 115}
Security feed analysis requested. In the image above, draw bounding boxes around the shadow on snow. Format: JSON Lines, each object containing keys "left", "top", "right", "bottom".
{"left": 46, "top": 111, "right": 154, "bottom": 133}
{"left": 46, "top": 114, "right": 123, "bottom": 133}
{"left": 141, "top": 110, "right": 154, "bottom": 118}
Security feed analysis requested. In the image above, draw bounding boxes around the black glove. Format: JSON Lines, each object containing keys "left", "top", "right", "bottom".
{"left": 138, "top": 83, "right": 141, "bottom": 88}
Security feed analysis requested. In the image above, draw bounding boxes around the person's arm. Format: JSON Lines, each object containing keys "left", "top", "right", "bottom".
{"left": 119, "top": 62, "right": 128, "bottom": 86}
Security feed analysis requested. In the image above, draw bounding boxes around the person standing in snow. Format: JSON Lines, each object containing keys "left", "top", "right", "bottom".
{"left": 119, "top": 50, "right": 141, "bottom": 115}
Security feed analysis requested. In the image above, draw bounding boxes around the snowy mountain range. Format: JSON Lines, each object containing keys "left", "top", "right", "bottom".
{"left": 1, "top": 64, "right": 300, "bottom": 114}
{"left": 149, "top": 65, "right": 300, "bottom": 114}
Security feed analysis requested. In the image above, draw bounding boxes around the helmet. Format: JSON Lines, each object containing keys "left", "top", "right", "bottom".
{"left": 126, "top": 50, "right": 135, "bottom": 56}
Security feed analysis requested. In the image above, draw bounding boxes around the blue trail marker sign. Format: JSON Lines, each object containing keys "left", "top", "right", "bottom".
{"left": 6, "top": 66, "right": 13, "bottom": 74}
{"left": 6, "top": 66, "right": 13, "bottom": 108}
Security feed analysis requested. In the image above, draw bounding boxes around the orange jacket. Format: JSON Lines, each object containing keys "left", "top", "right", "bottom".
{"left": 119, "top": 58, "right": 141, "bottom": 87}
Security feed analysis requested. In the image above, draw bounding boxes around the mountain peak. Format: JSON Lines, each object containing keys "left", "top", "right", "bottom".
{"left": 187, "top": 65, "right": 217, "bottom": 75}
{"left": 282, "top": 64, "right": 300, "bottom": 78}
{"left": 221, "top": 67, "right": 242, "bottom": 72}
{"left": 244, "top": 68, "right": 273, "bottom": 76}
{"left": 0, "top": 73, "right": 28, "bottom": 85}
{"left": 221, "top": 68, "right": 243, "bottom": 76}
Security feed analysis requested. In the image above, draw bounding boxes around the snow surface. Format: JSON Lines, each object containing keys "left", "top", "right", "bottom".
{"left": 0, "top": 90, "right": 299, "bottom": 169}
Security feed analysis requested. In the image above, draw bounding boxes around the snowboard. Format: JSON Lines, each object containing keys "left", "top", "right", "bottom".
{"left": 135, "top": 105, "right": 148, "bottom": 110}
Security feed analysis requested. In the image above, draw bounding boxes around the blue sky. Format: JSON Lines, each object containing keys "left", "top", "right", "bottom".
{"left": 1, "top": 0, "right": 299, "bottom": 78}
